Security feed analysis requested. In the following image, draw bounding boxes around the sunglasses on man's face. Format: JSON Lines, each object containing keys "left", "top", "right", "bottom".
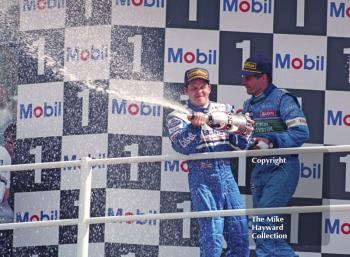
{"left": 242, "top": 74, "right": 263, "bottom": 80}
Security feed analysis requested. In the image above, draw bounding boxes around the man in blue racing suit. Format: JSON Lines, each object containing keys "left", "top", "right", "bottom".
{"left": 241, "top": 55, "right": 309, "bottom": 257}
{"left": 166, "top": 67, "right": 251, "bottom": 257}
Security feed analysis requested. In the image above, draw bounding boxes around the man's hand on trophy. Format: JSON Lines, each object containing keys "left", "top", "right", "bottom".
{"left": 187, "top": 112, "right": 207, "bottom": 127}
{"left": 241, "top": 112, "right": 254, "bottom": 136}
{"left": 249, "top": 137, "right": 273, "bottom": 150}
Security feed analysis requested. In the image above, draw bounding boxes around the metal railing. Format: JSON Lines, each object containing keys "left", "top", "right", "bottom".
{"left": 0, "top": 145, "right": 350, "bottom": 257}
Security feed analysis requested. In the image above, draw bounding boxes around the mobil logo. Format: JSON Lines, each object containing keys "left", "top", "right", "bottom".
{"left": 115, "top": 0, "right": 164, "bottom": 8}
{"left": 275, "top": 53, "right": 325, "bottom": 71}
{"left": 111, "top": 99, "right": 161, "bottom": 117}
{"left": 168, "top": 48, "right": 217, "bottom": 65}
{"left": 327, "top": 110, "right": 350, "bottom": 127}
{"left": 16, "top": 210, "right": 59, "bottom": 222}
{"left": 63, "top": 153, "right": 107, "bottom": 171}
{"left": 325, "top": 218, "right": 350, "bottom": 235}
{"left": 66, "top": 45, "right": 109, "bottom": 62}
{"left": 223, "top": 0, "right": 272, "bottom": 14}
{"left": 329, "top": 1, "right": 350, "bottom": 19}
{"left": 164, "top": 160, "right": 188, "bottom": 173}
{"left": 107, "top": 207, "right": 157, "bottom": 225}
{"left": 19, "top": 101, "right": 62, "bottom": 120}
{"left": 300, "top": 162, "right": 321, "bottom": 179}
{"left": 22, "top": 0, "right": 65, "bottom": 12}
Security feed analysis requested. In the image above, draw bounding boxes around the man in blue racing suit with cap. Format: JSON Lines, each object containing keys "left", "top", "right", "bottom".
{"left": 241, "top": 54, "right": 310, "bottom": 257}
{"left": 166, "top": 67, "right": 252, "bottom": 257}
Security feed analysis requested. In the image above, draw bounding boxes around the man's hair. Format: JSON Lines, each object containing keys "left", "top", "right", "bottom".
{"left": 266, "top": 73, "right": 273, "bottom": 83}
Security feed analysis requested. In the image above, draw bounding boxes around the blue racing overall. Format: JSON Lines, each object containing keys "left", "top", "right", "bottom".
{"left": 243, "top": 84, "right": 309, "bottom": 257}
{"left": 166, "top": 101, "right": 250, "bottom": 257}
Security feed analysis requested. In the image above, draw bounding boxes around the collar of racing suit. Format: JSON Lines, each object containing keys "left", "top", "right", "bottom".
{"left": 187, "top": 100, "right": 210, "bottom": 114}
{"left": 250, "top": 83, "right": 276, "bottom": 105}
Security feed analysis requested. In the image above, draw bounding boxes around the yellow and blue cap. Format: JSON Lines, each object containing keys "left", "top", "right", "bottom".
{"left": 184, "top": 67, "right": 210, "bottom": 85}
{"left": 241, "top": 54, "right": 272, "bottom": 76}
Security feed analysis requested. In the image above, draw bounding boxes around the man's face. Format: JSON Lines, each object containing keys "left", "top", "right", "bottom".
{"left": 241, "top": 74, "right": 266, "bottom": 96}
{"left": 184, "top": 79, "right": 211, "bottom": 107}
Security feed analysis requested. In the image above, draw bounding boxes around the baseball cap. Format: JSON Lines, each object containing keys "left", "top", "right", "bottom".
{"left": 241, "top": 54, "right": 272, "bottom": 76}
{"left": 184, "top": 67, "right": 210, "bottom": 85}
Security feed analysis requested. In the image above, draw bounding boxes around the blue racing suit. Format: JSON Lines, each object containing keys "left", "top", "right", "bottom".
{"left": 243, "top": 84, "right": 309, "bottom": 257}
{"left": 166, "top": 101, "right": 250, "bottom": 257}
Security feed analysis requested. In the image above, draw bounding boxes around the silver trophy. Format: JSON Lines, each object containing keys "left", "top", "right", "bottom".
{"left": 206, "top": 111, "right": 253, "bottom": 135}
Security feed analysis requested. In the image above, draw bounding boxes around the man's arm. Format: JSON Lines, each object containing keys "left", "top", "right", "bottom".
{"left": 166, "top": 112, "right": 203, "bottom": 155}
